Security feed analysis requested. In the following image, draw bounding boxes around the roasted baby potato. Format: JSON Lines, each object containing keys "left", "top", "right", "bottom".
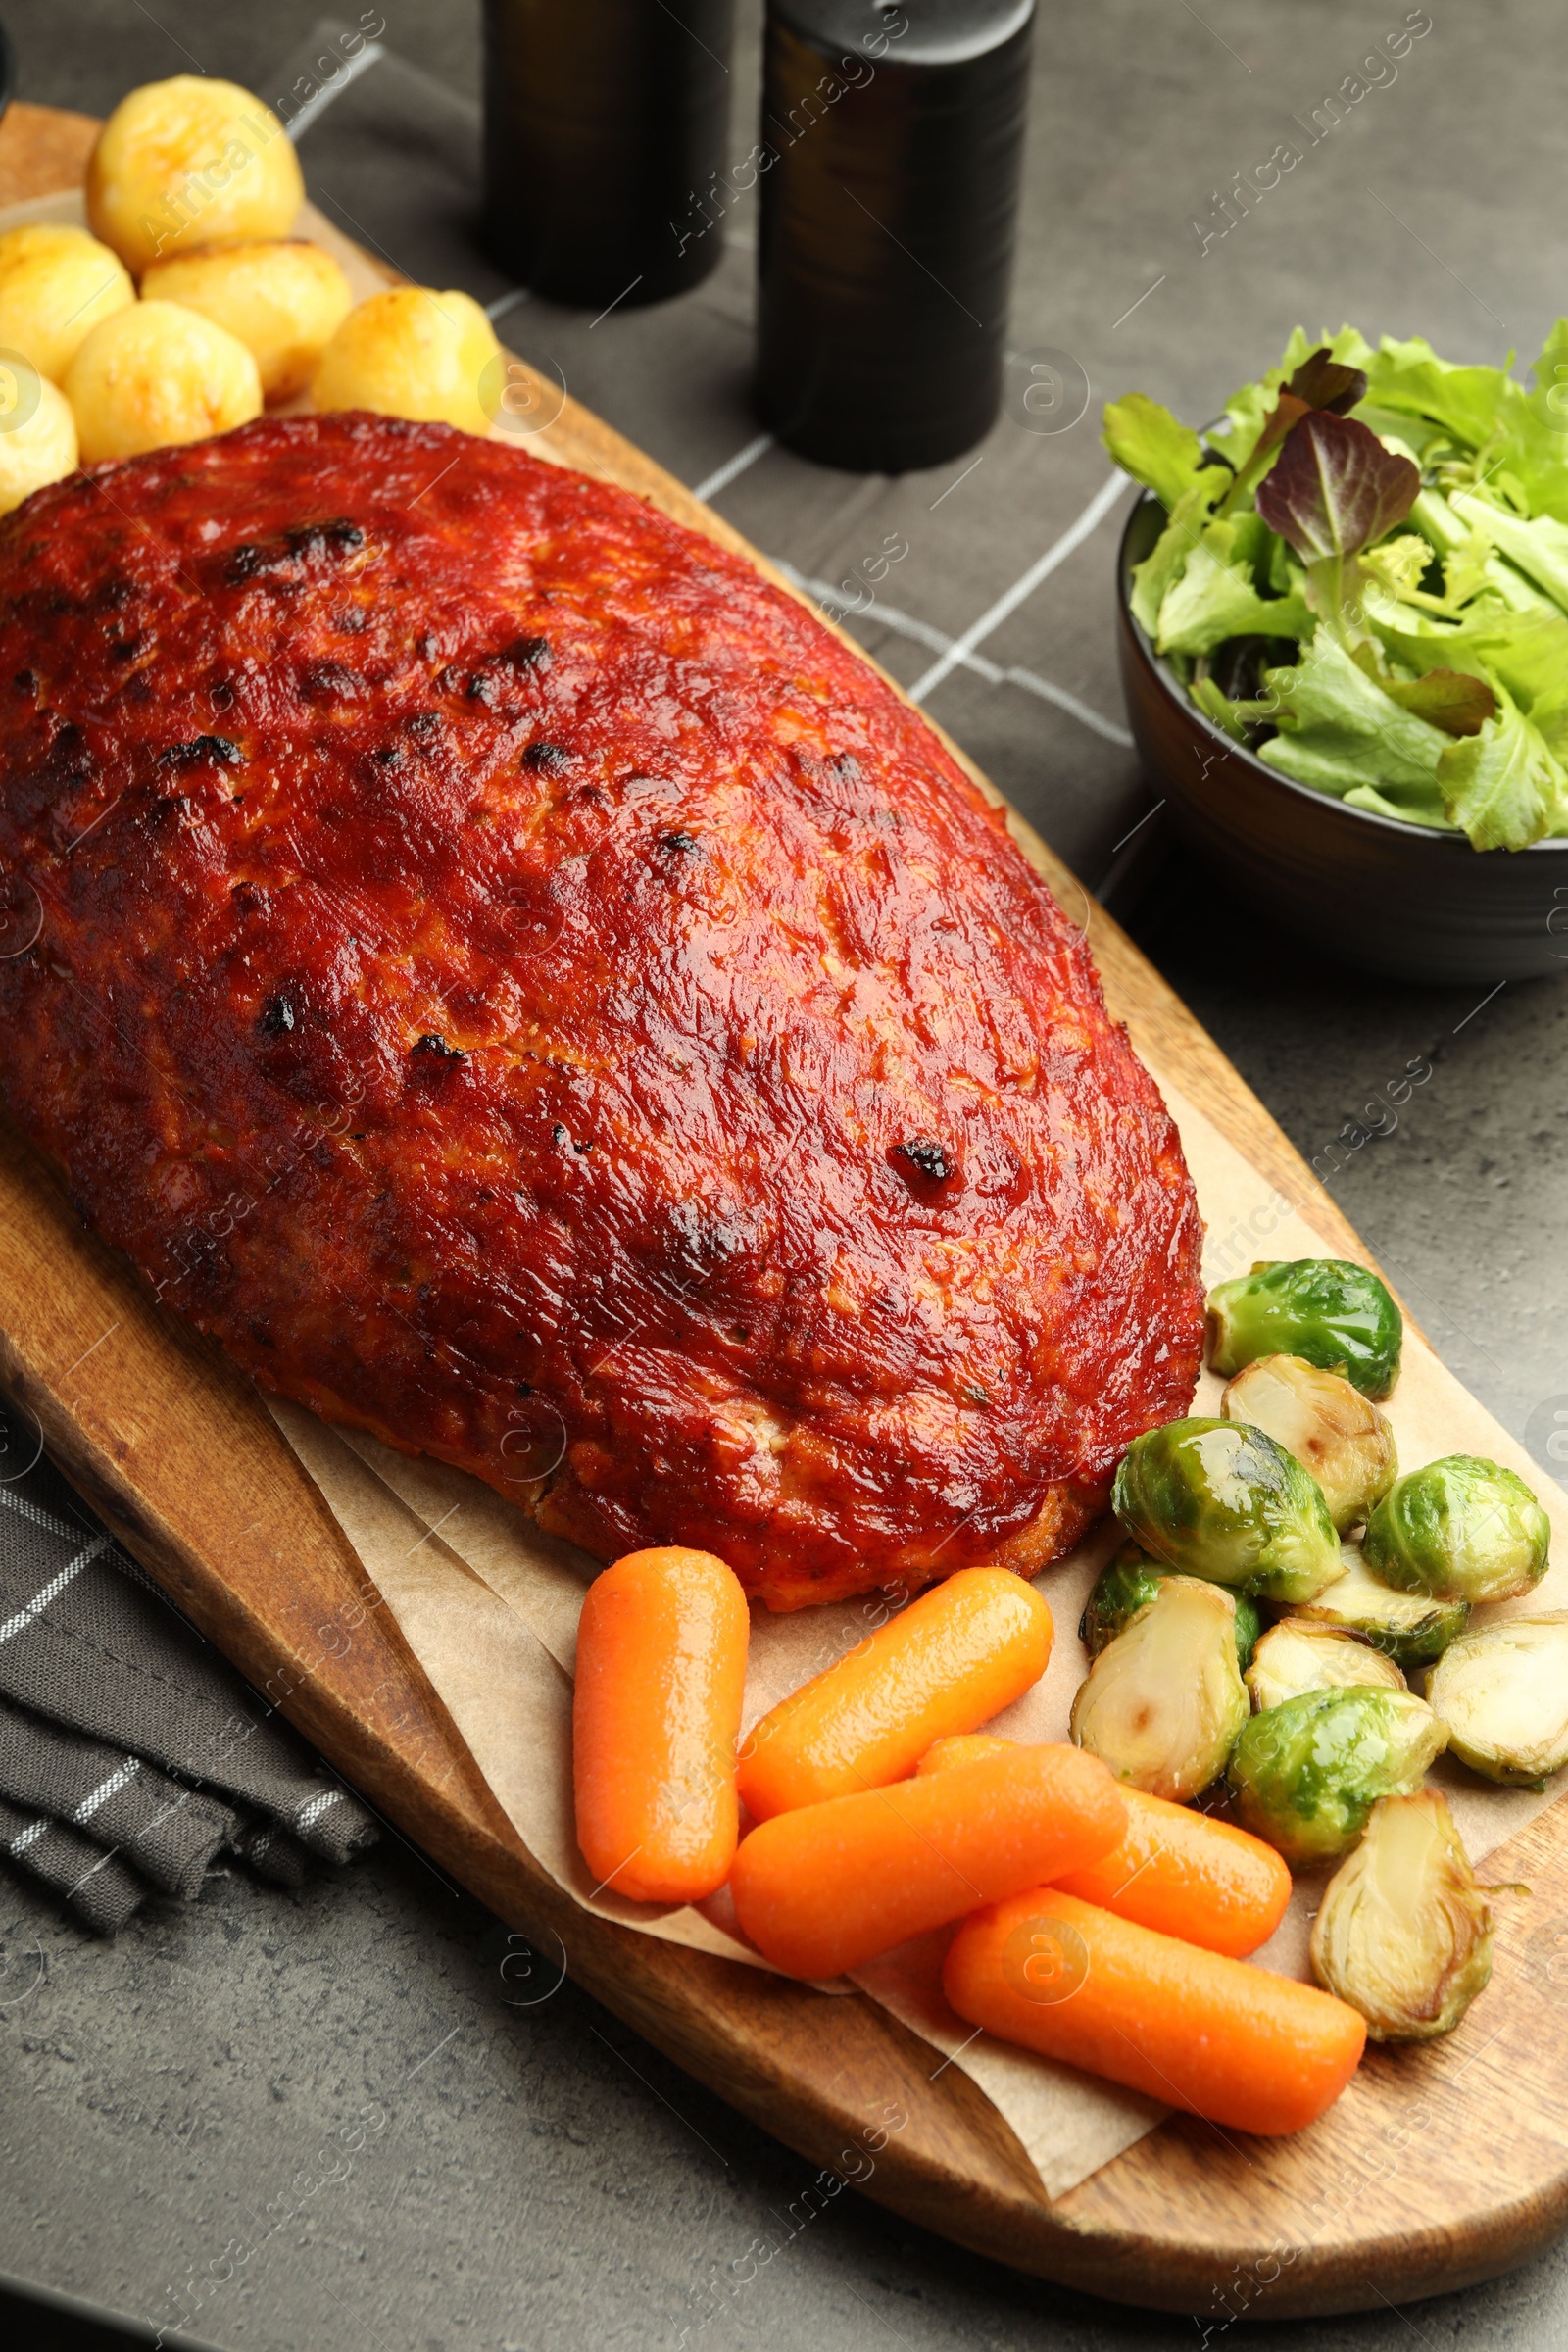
{"left": 1364, "top": 1453, "right": 1550, "bottom": 1605}
{"left": 1424, "top": 1614, "right": 1568, "bottom": 1784}
{"left": 1207, "top": 1258, "right": 1403, "bottom": 1398}
{"left": 1297, "top": 1550, "right": 1469, "bottom": 1670}
{"left": 1222, "top": 1353, "right": 1397, "bottom": 1532}
{"left": 1245, "top": 1617, "right": 1406, "bottom": 1713}
{"left": 0, "top": 223, "right": 134, "bottom": 382}
{"left": 1080, "top": 1540, "right": 1262, "bottom": 1669}
{"left": 310, "top": 286, "right": 500, "bottom": 436}
{"left": 1069, "top": 1575, "right": 1250, "bottom": 1802}
{"left": 0, "top": 367, "right": 78, "bottom": 513}
{"left": 64, "top": 300, "right": 261, "bottom": 463}
{"left": 1112, "top": 1415, "right": 1343, "bottom": 1605}
{"left": 87, "top": 76, "right": 304, "bottom": 279}
{"left": 1228, "top": 1685, "right": 1446, "bottom": 1869}
{"left": 1309, "top": 1790, "right": 1493, "bottom": 2041}
{"left": 142, "top": 239, "right": 352, "bottom": 404}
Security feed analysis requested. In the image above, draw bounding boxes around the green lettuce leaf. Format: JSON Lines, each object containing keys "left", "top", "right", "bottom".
{"left": 1523, "top": 675, "right": 1568, "bottom": 768}
{"left": 1255, "top": 631, "right": 1450, "bottom": 801}
{"left": 1189, "top": 674, "right": 1251, "bottom": 740}
{"left": 1460, "top": 319, "right": 1568, "bottom": 525}
{"left": 1128, "top": 480, "right": 1218, "bottom": 633}
{"left": 1436, "top": 689, "right": 1568, "bottom": 849}
{"left": 1213, "top": 376, "right": 1275, "bottom": 476}
{"left": 1450, "top": 490, "right": 1568, "bottom": 612}
{"left": 1343, "top": 780, "right": 1457, "bottom": 828}
{"left": 1360, "top": 335, "right": 1513, "bottom": 451}
{"left": 1155, "top": 521, "right": 1311, "bottom": 657}
{"left": 1351, "top": 404, "right": 1456, "bottom": 464}
{"left": 1368, "top": 592, "right": 1568, "bottom": 711}
{"left": 1102, "top": 393, "right": 1211, "bottom": 509}
{"left": 1224, "top": 509, "right": 1277, "bottom": 586}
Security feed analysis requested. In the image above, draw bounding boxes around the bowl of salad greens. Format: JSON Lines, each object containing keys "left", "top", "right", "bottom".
{"left": 1108, "top": 325, "right": 1568, "bottom": 982}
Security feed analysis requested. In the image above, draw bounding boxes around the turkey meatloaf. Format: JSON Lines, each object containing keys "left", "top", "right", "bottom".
{"left": 0, "top": 413, "right": 1203, "bottom": 1608}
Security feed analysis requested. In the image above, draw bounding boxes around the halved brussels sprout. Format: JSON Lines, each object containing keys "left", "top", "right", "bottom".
{"left": 1079, "top": 1541, "right": 1261, "bottom": 1668}
{"left": 1245, "top": 1618, "right": 1406, "bottom": 1713}
{"left": 1424, "top": 1614, "right": 1568, "bottom": 1785}
{"left": 1227, "top": 1685, "right": 1446, "bottom": 1869}
{"left": 1111, "top": 1416, "right": 1343, "bottom": 1605}
{"left": 1309, "top": 1789, "right": 1493, "bottom": 2040}
{"left": 1207, "top": 1258, "right": 1402, "bottom": 1399}
{"left": 1221, "top": 1353, "right": 1397, "bottom": 1532}
{"left": 1297, "top": 1550, "right": 1469, "bottom": 1669}
{"left": 1069, "top": 1575, "right": 1250, "bottom": 1802}
{"left": 1363, "top": 1454, "right": 1551, "bottom": 1605}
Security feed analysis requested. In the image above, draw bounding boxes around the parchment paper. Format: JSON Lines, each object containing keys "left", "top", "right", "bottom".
{"left": 272, "top": 1078, "right": 1568, "bottom": 2202}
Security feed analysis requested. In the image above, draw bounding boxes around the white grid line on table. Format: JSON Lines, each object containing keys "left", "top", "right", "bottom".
{"left": 285, "top": 42, "right": 387, "bottom": 143}
{"left": 771, "top": 561, "right": 1133, "bottom": 748}
{"left": 907, "top": 472, "right": 1133, "bottom": 703}
{"left": 692, "top": 431, "right": 777, "bottom": 504}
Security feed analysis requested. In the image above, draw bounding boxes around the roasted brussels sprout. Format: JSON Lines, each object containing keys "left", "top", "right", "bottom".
{"left": 1245, "top": 1618, "right": 1406, "bottom": 1713}
{"left": 1069, "top": 1576, "right": 1250, "bottom": 1802}
{"left": 1112, "top": 1416, "right": 1343, "bottom": 1605}
{"left": 1424, "top": 1614, "right": 1568, "bottom": 1785}
{"left": 1207, "top": 1259, "right": 1402, "bottom": 1399}
{"left": 1297, "top": 1551, "right": 1469, "bottom": 1669}
{"left": 1222, "top": 1353, "right": 1397, "bottom": 1532}
{"left": 1363, "top": 1454, "right": 1551, "bottom": 1605}
{"left": 1309, "top": 1790, "right": 1493, "bottom": 2040}
{"left": 1227, "top": 1686, "right": 1446, "bottom": 1869}
{"left": 1079, "top": 1541, "right": 1261, "bottom": 1668}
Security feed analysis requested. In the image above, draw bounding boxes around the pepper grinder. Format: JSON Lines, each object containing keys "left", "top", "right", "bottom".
{"left": 483, "top": 0, "right": 737, "bottom": 309}
{"left": 756, "top": 0, "right": 1035, "bottom": 471}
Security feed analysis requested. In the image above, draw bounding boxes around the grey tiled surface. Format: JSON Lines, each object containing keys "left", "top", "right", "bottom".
{"left": 1, "top": 2, "right": 1566, "bottom": 2346}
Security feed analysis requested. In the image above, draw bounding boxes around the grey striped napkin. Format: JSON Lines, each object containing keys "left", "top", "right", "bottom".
{"left": 0, "top": 1435, "right": 377, "bottom": 1932}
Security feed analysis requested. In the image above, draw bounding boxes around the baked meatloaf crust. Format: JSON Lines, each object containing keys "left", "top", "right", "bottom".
{"left": 0, "top": 413, "right": 1203, "bottom": 1607}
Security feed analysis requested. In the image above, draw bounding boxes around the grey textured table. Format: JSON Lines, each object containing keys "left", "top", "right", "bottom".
{"left": 2, "top": 3, "right": 1567, "bottom": 2346}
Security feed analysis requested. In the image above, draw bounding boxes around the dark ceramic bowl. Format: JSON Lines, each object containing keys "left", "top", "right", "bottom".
{"left": 1115, "top": 489, "right": 1568, "bottom": 983}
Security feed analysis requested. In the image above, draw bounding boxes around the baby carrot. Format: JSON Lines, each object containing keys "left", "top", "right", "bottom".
{"left": 919, "top": 1737, "right": 1291, "bottom": 1957}
{"left": 729, "top": 1743, "right": 1124, "bottom": 1979}
{"left": 573, "top": 1546, "right": 749, "bottom": 1904}
{"left": 944, "top": 1890, "right": 1365, "bottom": 2135}
{"left": 737, "top": 1566, "right": 1052, "bottom": 1821}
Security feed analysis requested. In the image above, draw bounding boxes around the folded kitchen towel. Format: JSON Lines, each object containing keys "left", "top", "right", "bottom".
{"left": 0, "top": 1437, "right": 379, "bottom": 1930}
{"left": 227, "top": 1809, "right": 314, "bottom": 1888}
{"left": 0, "top": 1690, "right": 235, "bottom": 1898}
{"left": 0, "top": 1792, "right": 147, "bottom": 1936}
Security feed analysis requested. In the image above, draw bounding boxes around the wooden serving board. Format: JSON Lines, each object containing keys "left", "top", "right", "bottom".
{"left": 3, "top": 102, "right": 1567, "bottom": 2321}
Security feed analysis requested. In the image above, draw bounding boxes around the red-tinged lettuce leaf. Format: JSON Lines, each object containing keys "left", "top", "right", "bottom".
{"left": 1228, "top": 351, "right": 1374, "bottom": 499}
{"left": 1239, "top": 390, "right": 1309, "bottom": 480}
{"left": 1256, "top": 412, "right": 1420, "bottom": 563}
{"left": 1286, "top": 346, "right": 1369, "bottom": 416}
{"left": 1380, "top": 667, "right": 1496, "bottom": 737}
